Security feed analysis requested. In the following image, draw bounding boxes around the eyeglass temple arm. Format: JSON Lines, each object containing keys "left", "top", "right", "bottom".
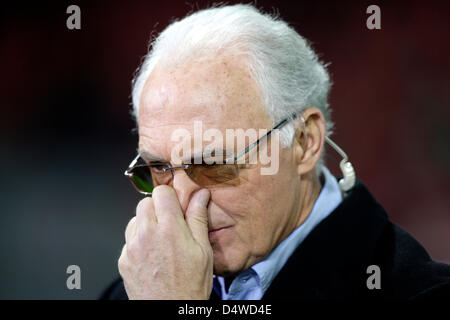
{"left": 124, "top": 154, "right": 141, "bottom": 176}
{"left": 229, "top": 114, "right": 298, "bottom": 163}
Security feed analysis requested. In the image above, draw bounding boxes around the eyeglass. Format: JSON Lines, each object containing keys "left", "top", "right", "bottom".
{"left": 124, "top": 113, "right": 302, "bottom": 196}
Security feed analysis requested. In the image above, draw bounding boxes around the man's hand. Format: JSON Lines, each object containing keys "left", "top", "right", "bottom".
{"left": 118, "top": 185, "right": 213, "bottom": 299}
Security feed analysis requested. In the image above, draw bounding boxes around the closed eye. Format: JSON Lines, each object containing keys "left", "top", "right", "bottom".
{"left": 149, "top": 162, "right": 170, "bottom": 174}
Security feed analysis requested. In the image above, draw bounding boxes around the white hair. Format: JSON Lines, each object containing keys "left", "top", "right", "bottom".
{"left": 131, "top": 4, "right": 333, "bottom": 171}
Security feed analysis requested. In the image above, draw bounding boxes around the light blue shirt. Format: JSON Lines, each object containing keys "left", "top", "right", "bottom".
{"left": 213, "top": 166, "right": 343, "bottom": 300}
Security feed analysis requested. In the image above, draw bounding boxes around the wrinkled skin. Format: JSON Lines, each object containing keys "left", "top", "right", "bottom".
{"left": 118, "top": 54, "right": 326, "bottom": 299}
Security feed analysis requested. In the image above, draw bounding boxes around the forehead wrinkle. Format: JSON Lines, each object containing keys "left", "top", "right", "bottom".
{"left": 141, "top": 55, "right": 265, "bottom": 116}
{"left": 139, "top": 55, "right": 273, "bottom": 147}
{"left": 138, "top": 118, "right": 221, "bottom": 132}
{"left": 140, "top": 75, "right": 228, "bottom": 123}
{"left": 138, "top": 121, "right": 236, "bottom": 161}
{"left": 140, "top": 101, "right": 226, "bottom": 127}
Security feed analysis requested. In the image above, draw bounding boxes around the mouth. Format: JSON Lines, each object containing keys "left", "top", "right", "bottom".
{"left": 208, "top": 226, "right": 228, "bottom": 233}
{"left": 208, "top": 226, "right": 231, "bottom": 239}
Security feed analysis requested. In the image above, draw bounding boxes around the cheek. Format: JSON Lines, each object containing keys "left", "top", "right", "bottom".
{"left": 209, "top": 158, "right": 298, "bottom": 270}
{"left": 208, "top": 185, "right": 263, "bottom": 232}
{"left": 209, "top": 175, "right": 282, "bottom": 252}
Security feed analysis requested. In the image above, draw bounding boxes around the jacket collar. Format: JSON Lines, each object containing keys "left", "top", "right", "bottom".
{"left": 261, "top": 179, "right": 388, "bottom": 299}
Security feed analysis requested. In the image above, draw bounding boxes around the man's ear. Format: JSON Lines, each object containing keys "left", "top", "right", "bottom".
{"left": 293, "top": 107, "right": 326, "bottom": 175}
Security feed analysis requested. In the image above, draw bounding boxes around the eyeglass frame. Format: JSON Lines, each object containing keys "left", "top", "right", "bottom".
{"left": 124, "top": 112, "right": 305, "bottom": 196}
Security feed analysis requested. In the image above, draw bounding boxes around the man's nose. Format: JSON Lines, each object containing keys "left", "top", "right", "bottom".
{"left": 172, "top": 169, "right": 202, "bottom": 213}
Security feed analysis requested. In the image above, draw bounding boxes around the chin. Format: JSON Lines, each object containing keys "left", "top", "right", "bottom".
{"left": 211, "top": 243, "right": 248, "bottom": 277}
{"left": 213, "top": 260, "right": 240, "bottom": 277}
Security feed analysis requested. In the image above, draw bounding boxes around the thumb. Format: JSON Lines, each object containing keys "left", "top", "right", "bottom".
{"left": 185, "top": 189, "right": 211, "bottom": 247}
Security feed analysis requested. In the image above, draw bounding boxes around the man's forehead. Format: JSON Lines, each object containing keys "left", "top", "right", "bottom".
{"left": 140, "top": 75, "right": 226, "bottom": 117}
{"left": 139, "top": 55, "right": 268, "bottom": 126}
{"left": 137, "top": 55, "right": 272, "bottom": 161}
{"left": 139, "top": 87, "right": 230, "bottom": 132}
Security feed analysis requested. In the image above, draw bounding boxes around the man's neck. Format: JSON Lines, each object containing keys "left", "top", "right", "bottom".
{"left": 272, "top": 169, "right": 322, "bottom": 254}
{"left": 294, "top": 169, "right": 322, "bottom": 230}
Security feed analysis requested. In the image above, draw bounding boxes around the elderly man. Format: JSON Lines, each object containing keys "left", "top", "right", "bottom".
{"left": 102, "top": 4, "right": 450, "bottom": 300}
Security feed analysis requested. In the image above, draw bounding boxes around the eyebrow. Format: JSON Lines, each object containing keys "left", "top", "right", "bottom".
{"left": 178, "top": 150, "right": 216, "bottom": 164}
{"left": 138, "top": 149, "right": 168, "bottom": 163}
{"left": 179, "top": 149, "right": 228, "bottom": 163}
{"left": 138, "top": 146, "right": 243, "bottom": 165}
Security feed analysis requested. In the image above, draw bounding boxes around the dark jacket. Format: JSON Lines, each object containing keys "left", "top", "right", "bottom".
{"left": 101, "top": 180, "right": 450, "bottom": 300}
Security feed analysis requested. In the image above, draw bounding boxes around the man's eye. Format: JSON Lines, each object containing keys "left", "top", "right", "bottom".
{"left": 150, "top": 164, "right": 168, "bottom": 174}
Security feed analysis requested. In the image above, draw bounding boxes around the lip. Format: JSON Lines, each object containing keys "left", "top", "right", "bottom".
{"left": 208, "top": 226, "right": 229, "bottom": 233}
{"left": 208, "top": 226, "right": 231, "bottom": 238}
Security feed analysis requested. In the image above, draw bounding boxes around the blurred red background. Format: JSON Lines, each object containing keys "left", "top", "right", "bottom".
{"left": 1, "top": 0, "right": 449, "bottom": 298}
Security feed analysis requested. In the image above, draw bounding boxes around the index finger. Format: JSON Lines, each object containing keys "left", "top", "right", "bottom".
{"left": 151, "top": 185, "right": 186, "bottom": 227}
